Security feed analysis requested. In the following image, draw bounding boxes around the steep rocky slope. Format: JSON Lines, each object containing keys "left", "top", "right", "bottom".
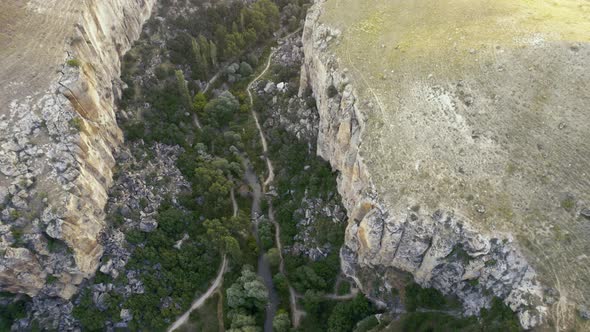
{"left": 302, "top": 0, "right": 590, "bottom": 330}
{"left": 0, "top": 0, "right": 156, "bottom": 299}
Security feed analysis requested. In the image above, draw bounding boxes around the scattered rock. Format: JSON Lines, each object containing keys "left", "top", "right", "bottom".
{"left": 579, "top": 305, "right": 590, "bottom": 320}
{"left": 139, "top": 217, "right": 157, "bottom": 232}
{"left": 264, "top": 82, "right": 276, "bottom": 94}
{"left": 120, "top": 308, "right": 133, "bottom": 322}
{"left": 45, "top": 219, "right": 64, "bottom": 239}
{"left": 474, "top": 203, "right": 486, "bottom": 214}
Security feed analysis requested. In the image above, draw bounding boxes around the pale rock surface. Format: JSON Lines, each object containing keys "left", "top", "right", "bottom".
{"left": 301, "top": 0, "right": 590, "bottom": 329}
{"left": 0, "top": 0, "right": 156, "bottom": 298}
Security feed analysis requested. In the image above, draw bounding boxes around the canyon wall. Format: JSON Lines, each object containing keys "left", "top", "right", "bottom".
{"left": 0, "top": 0, "right": 156, "bottom": 299}
{"left": 302, "top": 1, "right": 590, "bottom": 330}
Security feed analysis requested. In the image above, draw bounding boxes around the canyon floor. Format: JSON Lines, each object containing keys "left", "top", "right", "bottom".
{"left": 1, "top": 0, "right": 589, "bottom": 331}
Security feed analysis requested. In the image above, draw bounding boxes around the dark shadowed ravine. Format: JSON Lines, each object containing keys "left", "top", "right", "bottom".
{"left": 242, "top": 158, "right": 279, "bottom": 332}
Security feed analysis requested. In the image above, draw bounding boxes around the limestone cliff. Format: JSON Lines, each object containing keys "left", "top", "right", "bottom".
{"left": 302, "top": 0, "right": 590, "bottom": 330}
{"left": 0, "top": 0, "right": 156, "bottom": 299}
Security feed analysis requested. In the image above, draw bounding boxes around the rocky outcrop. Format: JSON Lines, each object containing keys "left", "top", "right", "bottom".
{"left": 0, "top": 0, "right": 156, "bottom": 299}
{"left": 301, "top": 1, "right": 552, "bottom": 329}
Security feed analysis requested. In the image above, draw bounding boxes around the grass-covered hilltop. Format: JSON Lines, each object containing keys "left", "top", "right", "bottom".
{"left": 308, "top": 0, "right": 590, "bottom": 330}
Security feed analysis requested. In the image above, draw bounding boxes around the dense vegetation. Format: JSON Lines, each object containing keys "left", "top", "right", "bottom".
{"left": 0, "top": 0, "right": 527, "bottom": 331}
{"left": 0, "top": 294, "right": 28, "bottom": 331}
{"left": 72, "top": 0, "right": 289, "bottom": 330}
{"left": 400, "top": 283, "right": 522, "bottom": 332}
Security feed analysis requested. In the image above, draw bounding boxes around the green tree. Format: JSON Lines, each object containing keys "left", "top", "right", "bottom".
{"left": 257, "top": 218, "right": 274, "bottom": 250}
{"left": 302, "top": 289, "right": 324, "bottom": 315}
{"left": 225, "top": 32, "right": 245, "bottom": 59}
{"left": 191, "top": 37, "right": 207, "bottom": 79}
{"left": 239, "top": 62, "right": 254, "bottom": 77}
{"left": 273, "top": 311, "right": 291, "bottom": 332}
{"left": 327, "top": 294, "right": 374, "bottom": 332}
{"left": 209, "top": 40, "right": 218, "bottom": 68}
{"left": 198, "top": 34, "right": 211, "bottom": 73}
{"left": 404, "top": 283, "right": 446, "bottom": 312}
{"left": 214, "top": 24, "right": 228, "bottom": 58}
{"left": 224, "top": 236, "right": 242, "bottom": 260}
{"left": 204, "top": 91, "right": 240, "bottom": 127}
{"left": 193, "top": 92, "right": 207, "bottom": 115}
{"left": 228, "top": 311, "right": 257, "bottom": 330}
{"left": 0, "top": 297, "right": 29, "bottom": 331}
{"left": 227, "top": 266, "right": 269, "bottom": 312}
{"left": 175, "top": 70, "right": 192, "bottom": 111}
{"left": 243, "top": 0, "right": 279, "bottom": 41}
{"left": 266, "top": 248, "right": 280, "bottom": 269}
{"left": 293, "top": 265, "right": 327, "bottom": 292}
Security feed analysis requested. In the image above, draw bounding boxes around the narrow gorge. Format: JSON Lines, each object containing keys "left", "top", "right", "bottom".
{"left": 1, "top": 0, "right": 589, "bottom": 331}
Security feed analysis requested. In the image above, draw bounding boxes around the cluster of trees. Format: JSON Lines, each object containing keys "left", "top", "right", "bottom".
{"left": 226, "top": 266, "right": 268, "bottom": 331}
{"left": 402, "top": 283, "right": 522, "bottom": 331}
{"left": 190, "top": 35, "right": 218, "bottom": 80}
{"left": 71, "top": 0, "right": 322, "bottom": 331}
{"left": 404, "top": 282, "right": 447, "bottom": 312}
{"left": 327, "top": 295, "right": 375, "bottom": 332}
{"left": 297, "top": 293, "right": 375, "bottom": 332}
{"left": 0, "top": 295, "right": 28, "bottom": 331}
{"left": 168, "top": 0, "right": 280, "bottom": 81}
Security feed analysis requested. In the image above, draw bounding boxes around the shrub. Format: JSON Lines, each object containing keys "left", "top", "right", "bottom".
{"left": 69, "top": 117, "right": 84, "bottom": 132}
{"left": 561, "top": 196, "right": 575, "bottom": 211}
{"left": 404, "top": 283, "right": 446, "bottom": 312}
{"left": 66, "top": 59, "right": 82, "bottom": 67}
{"left": 0, "top": 296, "right": 29, "bottom": 331}
{"left": 46, "top": 275, "right": 58, "bottom": 284}
{"left": 327, "top": 294, "right": 374, "bottom": 332}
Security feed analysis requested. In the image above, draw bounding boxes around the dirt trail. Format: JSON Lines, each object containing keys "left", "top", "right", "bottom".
{"left": 230, "top": 187, "right": 238, "bottom": 217}
{"left": 247, "top": 54, "right": 276, "bottom": 187}
{"left": 246, "top": 28, "right": 307, "bottom": 328}
{"left": 167, "top": 256, "right": 228, "bottom": 332}
{"left": 324, "top": 285, "right": 360, "bottom": 301}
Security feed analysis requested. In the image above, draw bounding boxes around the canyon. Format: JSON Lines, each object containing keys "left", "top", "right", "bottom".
{"left": 1, "top": 0, "right": 589, "bottom": 330}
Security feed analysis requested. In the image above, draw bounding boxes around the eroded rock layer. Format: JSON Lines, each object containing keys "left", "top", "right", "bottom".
{"left": 302, "top": 0, "right": 590, "bottom": 329}
{"left": 0, "top": 0, "right": 156, "bottom": 298}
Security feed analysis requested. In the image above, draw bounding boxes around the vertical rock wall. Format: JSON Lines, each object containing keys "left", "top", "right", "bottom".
{"left": 0, "top": 0, "right": 156, "bottom": 299}
{"left": 301, "top": 1, "right": 548, "bottom": 329}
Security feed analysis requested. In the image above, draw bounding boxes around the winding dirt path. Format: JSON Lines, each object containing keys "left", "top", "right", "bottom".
{"left": 247, "top": 52, "right": 276, "bottom": 187}
{"left": 246, "top": 28, "right": 307, "bottom": 328}
{"left": 167, "top": 257, "right": 228, "bottom": 332}
{"left": 324, "top": 287, "right": 360, "bottom": 301}
{"left": 230, "top": 187, "right": 238, "bottom": 217}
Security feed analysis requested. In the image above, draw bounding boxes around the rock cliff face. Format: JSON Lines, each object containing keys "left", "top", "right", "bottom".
{"left": 302, "top": 1, "right": 590, "bottom": 329}
{"left": 0, "top": 0, "right": 156, "bottom": 299}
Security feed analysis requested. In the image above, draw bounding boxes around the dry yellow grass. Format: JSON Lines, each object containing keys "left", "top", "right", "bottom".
{"left": 320, "top": 0, "right": 590, "bottom": 329}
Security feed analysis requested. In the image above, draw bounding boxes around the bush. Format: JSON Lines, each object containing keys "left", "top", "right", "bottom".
{"left": 73, "top": 290, "right": 107, "bottom": 331}
{"left": 328, "top": 295, "right": 375, "bottom": 332}
{"left": 404, "top": 283, "right": 446, "bottom": 312}
{"left": 353, "top": 315, "right": 379, "bottom": 332}
{"left": 337, "top": 281, "right": 351, "bottom": 296}
{"left": 400, "top": 297, "right": 521, "bottom": 332}
{"left": 0, "top": 296, "right": 29, "bottom": 331}
{"left": 69, "top": 117, "right": 84, "bottom": 132}
{"left": 239, "top": 62, "right": 254, "bottom": 77}
{"left": 66, "top": 59, "right": 82, "bottom": 67}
